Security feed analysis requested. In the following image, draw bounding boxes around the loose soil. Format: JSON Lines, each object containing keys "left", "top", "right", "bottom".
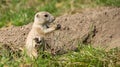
{"left": 0, "top": 7, "right": 120, "bottom": 54}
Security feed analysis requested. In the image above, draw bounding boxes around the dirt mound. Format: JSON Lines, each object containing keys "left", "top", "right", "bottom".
{"left": 0, "top": 7, "right": 120, "bottom": 54}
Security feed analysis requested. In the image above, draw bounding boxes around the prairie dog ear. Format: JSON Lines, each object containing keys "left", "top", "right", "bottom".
{"left": 36, "top": 14, "right": 40, "bottom": 18}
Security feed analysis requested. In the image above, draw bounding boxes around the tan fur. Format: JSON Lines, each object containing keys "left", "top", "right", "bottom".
{"left": 25, "top": 12, "right": 59, "bottom": 58}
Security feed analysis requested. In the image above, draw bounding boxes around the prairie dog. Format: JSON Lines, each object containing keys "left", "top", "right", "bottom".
{"left": 25, "top": 12, "right": 61, "bottom": 58}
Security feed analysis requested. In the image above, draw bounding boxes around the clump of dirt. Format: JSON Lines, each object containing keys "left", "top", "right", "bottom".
{"left": 0, "top": 7, "right": 120, "bottom": 54}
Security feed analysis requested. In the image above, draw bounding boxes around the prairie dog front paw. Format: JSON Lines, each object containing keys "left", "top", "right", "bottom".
{"left": 55, "top": 24, "right": 61, "bottom": 30}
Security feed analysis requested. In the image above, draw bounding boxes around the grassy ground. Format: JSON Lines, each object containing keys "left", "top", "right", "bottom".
{"left": 0, "top": 44, "right": 120, "bottom": 67}
{"left": 0, "top": 0, "right": 120, "bottom": 67}
{"left": 0, "top": 0, "right": 120, "bottom": 27}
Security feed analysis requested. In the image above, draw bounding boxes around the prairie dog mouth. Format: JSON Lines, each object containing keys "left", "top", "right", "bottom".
{"left": 46, "top": 24, "right": 49, "bottom": 28}
{"left": 46, "top": 18, "right": 55, "bottom": 28}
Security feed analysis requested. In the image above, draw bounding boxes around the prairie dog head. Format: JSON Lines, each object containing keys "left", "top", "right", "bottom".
{"left": 34, "top": 11, "right": 55, "bottom": 25}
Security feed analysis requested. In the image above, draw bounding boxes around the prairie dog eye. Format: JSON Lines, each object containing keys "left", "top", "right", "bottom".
{"left": 44, "top": 14, "right": 48, "bottom": 17}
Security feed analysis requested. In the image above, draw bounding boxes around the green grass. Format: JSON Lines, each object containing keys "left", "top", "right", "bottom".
{"left": 0, "top": 0, "right": 120, "bottom": 66}
{"left": 0, "top": 44, "right": 120, "bottom": 67}
{"left": 0, "top": 0, "right": 120, "bottom": 27}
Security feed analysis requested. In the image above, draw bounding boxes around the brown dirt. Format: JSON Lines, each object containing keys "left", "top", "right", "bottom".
{"left": 0, "top": 7, "right": 120, "bottom": 54}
